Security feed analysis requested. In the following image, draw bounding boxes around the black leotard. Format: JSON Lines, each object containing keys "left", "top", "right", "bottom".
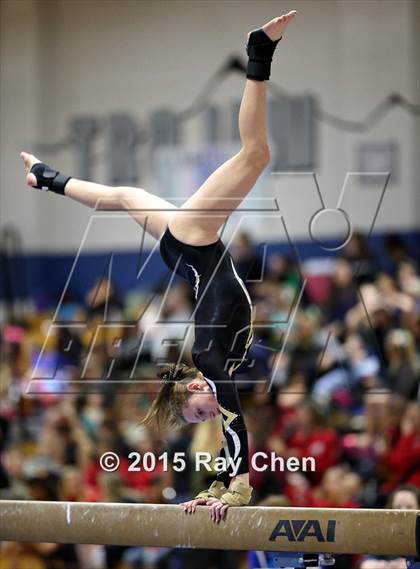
{"left": 159, "top": 226, "right": 253, "bottom": 482}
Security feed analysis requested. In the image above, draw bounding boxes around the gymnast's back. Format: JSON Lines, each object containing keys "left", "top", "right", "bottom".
{"left": 159, "top": 226, "right": 253, "bottom": 375}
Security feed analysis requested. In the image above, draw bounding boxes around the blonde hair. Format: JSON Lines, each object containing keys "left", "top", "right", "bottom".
{"left": 140, "top": 363, "right": 199, "bottom": 431}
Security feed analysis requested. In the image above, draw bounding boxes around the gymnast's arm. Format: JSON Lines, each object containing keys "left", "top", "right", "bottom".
{"left": 195, "top": 350, "right": 250, "bottom": 488}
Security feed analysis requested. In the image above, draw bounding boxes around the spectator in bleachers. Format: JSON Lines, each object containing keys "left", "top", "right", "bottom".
{"left": 231, "top": 230, "right": 264, "bottom": 297}
{"left": 342, "top": 231, "right": 377, "bottom": 284}
{"left": 326, "top": 257, "right": 359, "bottom": 325}
{"left": 287, "top": 310, "right": 324, "bottom": 388}
{"left": 384, "top": 233, "right": 414, "bottom": 275}
{"left": 384, "top": 328, "right": 419, "bottom": 400}
{"left": 359, "top": 484, "right": 419, "bottom": 569}
{"left": 311, "top": 465, "right": 362, "bottom": 508}
{"left": 276, "top": 400, "right": 341, "bottom": 485}
{"left": 382, "top": 402, "right": 420, "bottom": 492}
{"left": 85, "top": 277, "right": 124, "bottom": 320}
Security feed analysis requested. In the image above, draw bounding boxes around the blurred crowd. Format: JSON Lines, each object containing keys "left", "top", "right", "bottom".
{"left": 0, "top": 230, "right": 419, "bottom": 569}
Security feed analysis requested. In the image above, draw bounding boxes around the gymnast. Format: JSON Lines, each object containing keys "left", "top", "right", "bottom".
{"left": 20, "top": 10, "right": 297, "bottom": 523}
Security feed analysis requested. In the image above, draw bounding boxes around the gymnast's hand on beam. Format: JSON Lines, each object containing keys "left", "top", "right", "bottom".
{"left": 182, "top": 497, "right": 207, "bottom": 514}
{"left": 206, "top": 497, "right": 229, "bottom": 524}
{"left": 181, "top": 496, "right": 229, "bottom": 524}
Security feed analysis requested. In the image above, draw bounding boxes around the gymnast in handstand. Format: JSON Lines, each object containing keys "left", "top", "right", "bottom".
{"left": 20, "top": 9, "right": 296, "bottom": 523}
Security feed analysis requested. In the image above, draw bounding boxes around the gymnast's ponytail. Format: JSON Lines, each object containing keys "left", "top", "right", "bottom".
{"left": 140, "top": 363, "right": 199, "bottom": 431}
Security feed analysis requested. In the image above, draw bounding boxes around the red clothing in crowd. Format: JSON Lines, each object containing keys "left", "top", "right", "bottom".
{"left": 287, "top": 428, "right": 341, "bottom": 484}
{"left": 283, "top": 478, "right": 360, "bottom": 509}
{"left": 382, "top": 431, "right": 420, "bottom": 491}
{"left": 270, "top": 406, "right": 299, "bottom": 439}
{"left": 83, "top": 456, "right": 163, "bottom": 502}
{"left": 309, "top": 497, "right": 359, "bottom": 508}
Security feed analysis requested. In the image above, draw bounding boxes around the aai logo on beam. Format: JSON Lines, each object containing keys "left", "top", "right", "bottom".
{"left": 269, "top": 519, "right": 337, "bottom": 543}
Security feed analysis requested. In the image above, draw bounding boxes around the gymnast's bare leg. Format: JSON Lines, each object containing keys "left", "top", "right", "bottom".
{"left": 168, "top": 10, "right": 297, "bottom": 246}
{"left": 20, "top": 153, "right": 177, "bottom": 241}
{"left": 20, "top": 11, "right": 295, "bottom": 245}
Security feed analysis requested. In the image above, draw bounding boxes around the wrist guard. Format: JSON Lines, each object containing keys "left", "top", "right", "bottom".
{"left": 220, "top": 479, "right": 253, "bottom": 506}
{"left": 30, "top": 162, "right": 71, "bottom": 195}
{"left": 246, "top": 29, "right": 281, "bottom": 81}
{"left": 195, "top": 480, "right": 228, "bottom": 500}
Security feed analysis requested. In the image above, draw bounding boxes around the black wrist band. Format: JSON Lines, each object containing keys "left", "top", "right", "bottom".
{"left": 30, "top": 162, "right": 71, "bottom": 195}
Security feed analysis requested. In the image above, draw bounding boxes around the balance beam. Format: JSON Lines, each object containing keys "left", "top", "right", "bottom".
{"left": 0, "top": 501, "right": 418, "bottom": 556}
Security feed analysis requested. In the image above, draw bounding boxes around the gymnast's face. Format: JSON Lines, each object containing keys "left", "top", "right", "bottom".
{"left": 182, "top": 375, "right": 220, "bottom": 423}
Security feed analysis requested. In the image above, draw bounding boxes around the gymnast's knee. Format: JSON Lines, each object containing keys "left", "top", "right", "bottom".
{"left": 241, "top": 143, "right": 270, "bottom": 168}
{"left": 118, "top": 186, "right": 146, "bottom": 210}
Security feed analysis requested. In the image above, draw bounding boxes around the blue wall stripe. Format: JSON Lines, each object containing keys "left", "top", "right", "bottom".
{"left": 1, "top": 230, "right": 419, "bottom": 308}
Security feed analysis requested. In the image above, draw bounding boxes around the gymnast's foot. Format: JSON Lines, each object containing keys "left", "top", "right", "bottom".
{"left": 20, "top": 152, "right": 71, "bottom": 195}
{"left": 20, "top": 151, "right": 42, "bottom": 188}
{"left": 249, "top": 10, "right": 297, "bottom": 44}
{"left": 245, "top": 11, "right": 296, "bottom": 81}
